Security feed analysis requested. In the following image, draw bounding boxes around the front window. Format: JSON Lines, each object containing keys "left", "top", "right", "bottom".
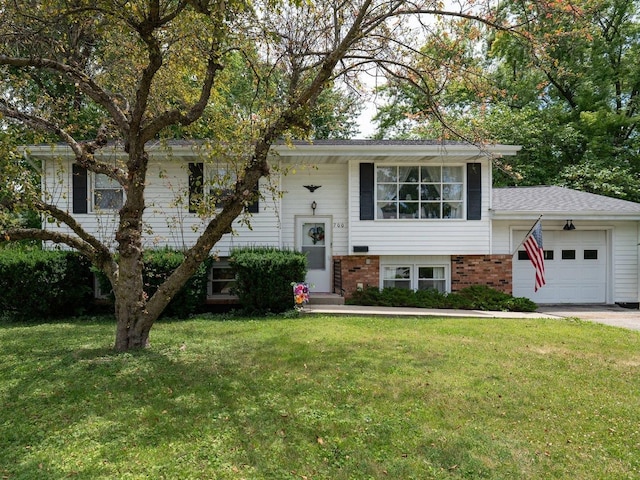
{"left": 376, "top": 165, "right": 463, "bottom": 219}
{"left": 382, "top": 265, "right": 448, "bottom": 292}
{"left": 93, "top": 173, "right": 123, "bottom": 210}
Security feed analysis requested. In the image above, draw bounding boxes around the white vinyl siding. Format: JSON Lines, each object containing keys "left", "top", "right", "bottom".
{"left": 280, "top": 162, "right": 349, "bottom": 256}
{"left": 42, "top": 158, "right": 280, "bottom": 254}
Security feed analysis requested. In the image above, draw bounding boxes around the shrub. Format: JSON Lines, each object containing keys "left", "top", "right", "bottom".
{"left": 347, "top": 285, "right": 537, "bottom": 312}
{"left": 95, "top": 248, "right": 213, "bottom": 318}
{"left": 142, "top": 249, "right": 213, "bottom": 318}
{"left": 0, "top": 246, "right": 94, "bottom": 320}
{"left": 230, "top": 247, "right": 307, "bottom": 314}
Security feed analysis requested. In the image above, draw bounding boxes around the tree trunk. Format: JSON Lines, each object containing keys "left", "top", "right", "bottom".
{"left": 113, "top": 147, "right": 153, "bottom": 351}
{"left": 115, "top": 312, "right": 151, "bottom": 351}
{"left": 113, "top": 251, "right": 152, "bottom": 351}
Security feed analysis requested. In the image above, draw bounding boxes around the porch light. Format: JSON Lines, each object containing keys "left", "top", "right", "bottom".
{"left": 563, "top": 220, "right": 576, "bottom": 230}
{"left": 311, "top": 201, "right": 317, "bottom": 215}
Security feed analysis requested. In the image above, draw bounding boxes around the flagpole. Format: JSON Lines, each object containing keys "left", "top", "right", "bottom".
{"left": 511, "top": 214, "right": 543, "bottom": 257}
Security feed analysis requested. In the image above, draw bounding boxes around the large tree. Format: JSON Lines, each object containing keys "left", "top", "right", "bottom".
{"left": 0, "top": 0, "right": 510, "bottom": 350}
{"left": 373, "top": 0, "right": 640, "bottom": 200}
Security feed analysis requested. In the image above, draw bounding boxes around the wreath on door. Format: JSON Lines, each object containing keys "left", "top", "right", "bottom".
{"left": 308, "top": 225, "right": 325, "bottom": 244}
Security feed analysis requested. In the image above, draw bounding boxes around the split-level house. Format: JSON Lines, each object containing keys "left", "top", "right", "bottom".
{"left": 27, "top": 140, "right": 640, "bottom": 306}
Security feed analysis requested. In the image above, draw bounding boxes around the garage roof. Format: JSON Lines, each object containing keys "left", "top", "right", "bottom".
{"left": 492, "top": 186, "right": 640, "bottom": 219}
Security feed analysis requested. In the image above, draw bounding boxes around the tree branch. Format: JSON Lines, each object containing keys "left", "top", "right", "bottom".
{"left": 34, "top": 200, "right": 113, "bottom": 259}
{"left": 140, "top": 56, "right": 224, "bottom": 143}
{"left": 0, "top": 55, "right": 130, "bottom": 134}
{"left": 0, "top": 227, "right": 116, "bottom": 280}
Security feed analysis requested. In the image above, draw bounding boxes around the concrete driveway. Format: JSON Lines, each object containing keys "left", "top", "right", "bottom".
{"left": 537, "top": 304, "right": 640, "bottom": 331}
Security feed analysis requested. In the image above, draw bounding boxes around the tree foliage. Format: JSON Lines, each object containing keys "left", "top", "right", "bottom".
{"left": 373, "top": 0, "right": 640, "bottom": 201}
{"left": 0, "top": 0, "right": 515, "bottom": 350}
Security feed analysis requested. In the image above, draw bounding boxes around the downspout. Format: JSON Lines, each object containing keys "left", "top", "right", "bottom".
{"left": 637, "top": 221, "right": 640, "bottom": 303}
{"left": 347, "top": 159, "right": 353, "bottom": 256}
{"left": 488, "top": 155, "right": 493, "bottom": 255}
{"left": 277, "top": 158, "right": 283, "bottom": 249}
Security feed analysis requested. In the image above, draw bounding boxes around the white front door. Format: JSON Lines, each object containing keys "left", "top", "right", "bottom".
{"left": 296, "top": 216, "right": 332, "bottom": 292}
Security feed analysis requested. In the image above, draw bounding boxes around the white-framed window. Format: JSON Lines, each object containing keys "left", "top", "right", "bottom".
{"left": 93, "top": 173, "right": 123, "bottom": 211}
{"left": 382, "top": 266, "right": 411, "bottom": 289}
{"left": 382, "top": 265, "right": 448, "bottom": 293}
{"left": 376, "top": 165, "right": 463, "bottom": 219}
{"left": 417, "top": 266, "right": 446, "bottom": 292}
{"left": 207, "top": 259, "right": 237, "bottom": 297}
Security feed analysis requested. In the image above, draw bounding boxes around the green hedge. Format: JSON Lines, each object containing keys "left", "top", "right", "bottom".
{"left": 0, "top": 247, "right": 94, "bottom": 320}
{"left": 141, "top": 249, "right": 213, "bottom": 318}
{"left": 230, "top": 247, "right": 307, "bottom": 314}
{"left": 96, "top": 249, "right": 214, "bottom": 318}
{"left": 347, "top": 285, "right": 538, "bottom": 312}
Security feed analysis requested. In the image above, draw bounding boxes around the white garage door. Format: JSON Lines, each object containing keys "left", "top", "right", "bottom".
{"left": 513, "top": 230, "right": 607, "bottom": 303}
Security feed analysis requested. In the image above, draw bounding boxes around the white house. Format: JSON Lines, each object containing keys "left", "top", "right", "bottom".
{"left": 27, "top": 139, "right": 640, "bottom": 306}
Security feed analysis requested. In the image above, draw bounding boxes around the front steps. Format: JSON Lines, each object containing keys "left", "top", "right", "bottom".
{"left": 308, "top": 292, "right": 345, "bottom": 305}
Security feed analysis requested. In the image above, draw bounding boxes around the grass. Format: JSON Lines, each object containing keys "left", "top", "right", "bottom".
{"left": 1, "top": 314, "right": 639, "bottom": 479}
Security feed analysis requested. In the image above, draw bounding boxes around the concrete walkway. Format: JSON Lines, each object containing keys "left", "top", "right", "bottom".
{"left": 304, "top": 304, "right": 640, "bottom": 331}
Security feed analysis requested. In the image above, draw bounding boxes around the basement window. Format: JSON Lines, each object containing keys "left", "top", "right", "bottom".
{"left": 382, "top": 265, "right": 448, "bottom": 292}
{"left": 208, "top": 259, "right": 236, "bottom": 297}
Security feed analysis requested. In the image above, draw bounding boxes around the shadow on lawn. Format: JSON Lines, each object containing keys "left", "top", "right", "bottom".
{"left": 1, "top": 325, "right": 326, "bottom": 478}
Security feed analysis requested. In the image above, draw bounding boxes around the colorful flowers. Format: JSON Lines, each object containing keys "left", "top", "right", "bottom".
{"left": 293, "top": 282, "right": 310, "bottom": 307}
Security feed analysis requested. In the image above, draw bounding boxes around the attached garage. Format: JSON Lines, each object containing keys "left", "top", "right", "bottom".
{"left": 513, "top": 229, "right": 608, "bottom": 303}
{"left": 492, "top": 186, "right": 640, "bottom": 306}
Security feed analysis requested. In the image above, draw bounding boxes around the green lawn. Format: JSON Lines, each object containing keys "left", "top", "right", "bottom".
{"left": 1, "top": 314, "right": 639, "bottom": 479}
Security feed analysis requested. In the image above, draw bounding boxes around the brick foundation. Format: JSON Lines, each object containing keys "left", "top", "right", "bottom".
{"left": 333, "top": 255, "right": 380, "bottom": 298}
{"left": 450, "top": 255, "right": 512, "bottom": 294}
{"left": 335, "top": 254, "right": 513, "bottom": 298}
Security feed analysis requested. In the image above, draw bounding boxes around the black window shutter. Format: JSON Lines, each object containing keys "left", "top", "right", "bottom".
{"left": 72, "top": 164, "right": 88, "bottom": 214}
{"left": 360, "top": 163, "right": 375, "bottom": 220}
{"left": 188, "top": 162, "right": 204, "bottom": 213}
{"left": 246, "top": 183, "right": 259, "bottom": 214}
{"left": 467, "top": 163, "right": 481, "bottom": 220}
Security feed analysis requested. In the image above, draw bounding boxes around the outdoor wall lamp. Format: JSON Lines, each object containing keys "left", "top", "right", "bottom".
{"left": 563, "top": 220, "right": 576, "bottom": 230}
{"left": 311, "top": 201, "right": 317, "bottom": 215}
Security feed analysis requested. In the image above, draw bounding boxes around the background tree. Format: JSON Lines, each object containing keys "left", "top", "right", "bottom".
{"left": 373, "top": 0, "right": 640, "bottom": 201}
{"left": 0, "top": 0, "right": 512, "bottom": 350}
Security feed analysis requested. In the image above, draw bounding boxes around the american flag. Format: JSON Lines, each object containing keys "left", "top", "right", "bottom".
{"left": 523, "top": 221, "right": 546, "bottom": 291}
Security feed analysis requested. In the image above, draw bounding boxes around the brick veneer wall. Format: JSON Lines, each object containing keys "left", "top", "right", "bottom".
{"left": 450, "top": 255, "right": 512, "bottom": 294}
{"left": 333, "top": 255, "right": 380, "bottom": 298}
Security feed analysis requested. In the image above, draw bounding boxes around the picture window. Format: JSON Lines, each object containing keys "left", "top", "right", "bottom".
{"left": 376, "top": 165, "right": 463, "bottom": 219}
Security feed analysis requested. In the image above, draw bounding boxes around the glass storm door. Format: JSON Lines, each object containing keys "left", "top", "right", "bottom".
{"left": 296, "top": 217, "right": 331, "bottom": 292}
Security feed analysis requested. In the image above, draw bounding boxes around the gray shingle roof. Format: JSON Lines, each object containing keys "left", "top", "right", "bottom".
{"left": 492, "top": 186, "right": 640, "bottom": 216}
